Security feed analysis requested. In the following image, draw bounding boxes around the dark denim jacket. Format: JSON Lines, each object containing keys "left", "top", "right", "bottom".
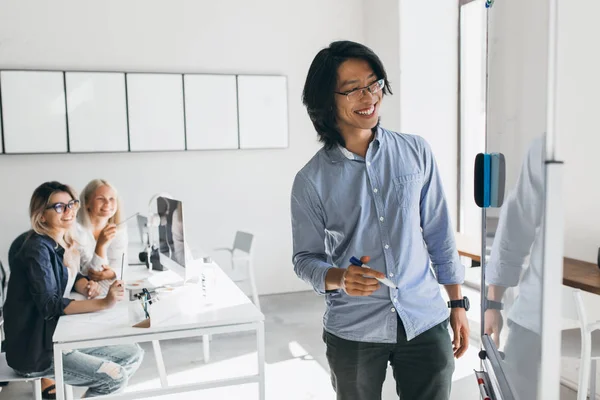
{"left": 4, "top": 231, "right": 84, "bottom": 373}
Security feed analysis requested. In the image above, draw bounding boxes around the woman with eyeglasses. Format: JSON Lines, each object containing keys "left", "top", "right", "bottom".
{"left": 4, "top": 181, "right": 143, "bottom": 398}
{"left": 77, "top": 179, "right": 128, "bottom": 296}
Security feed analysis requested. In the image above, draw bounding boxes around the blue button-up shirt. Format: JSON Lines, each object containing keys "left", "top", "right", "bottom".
{"left": 291, "top": 127, "right": 464, "bottom": 342}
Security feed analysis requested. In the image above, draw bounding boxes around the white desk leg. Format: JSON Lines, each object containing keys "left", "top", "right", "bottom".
{"left": 591, "top": 359, "right": 597, "bottom": 400}
{"left": 33, "top": 379, "right": 42, "bottom": 400}
{"left": 54, "top": 348, "right": 65, "bottom": 400}
{"left": 65, "top": 384, "right": 74, "bottom": 400}
{"left": 203, "top": 334, "right": 210, "bottom": 363}
{"left": 257, "top": 321, "right": 265, "bottom": 400}
{"left": 152, "top": 340, "right": 169, "bottom": 388}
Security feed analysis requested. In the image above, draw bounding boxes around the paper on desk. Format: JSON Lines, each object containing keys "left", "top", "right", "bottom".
{"left": 64, "top": 308, "right": 129, "bottom": 325}
{"left": 146, "top": 270, "right": 184, "bottom": 288}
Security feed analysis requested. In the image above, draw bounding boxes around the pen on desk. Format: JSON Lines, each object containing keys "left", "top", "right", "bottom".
{"left": 349, "top": 256, "right": 397, "bottom": 289}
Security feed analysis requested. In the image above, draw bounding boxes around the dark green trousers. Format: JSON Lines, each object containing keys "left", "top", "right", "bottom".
{"left": 323, "top": 317, "right": 455, "bottom": 400}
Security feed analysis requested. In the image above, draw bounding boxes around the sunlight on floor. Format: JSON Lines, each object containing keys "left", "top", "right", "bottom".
{"left": 125, "top": 340, "right": 480, "bottom": 400}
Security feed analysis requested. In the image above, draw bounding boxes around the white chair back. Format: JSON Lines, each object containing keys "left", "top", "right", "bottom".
{"left": 562, "top": 286, "right": 588, "bottom": 328}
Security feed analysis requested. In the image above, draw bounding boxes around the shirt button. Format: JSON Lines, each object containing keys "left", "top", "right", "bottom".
{"left": 391, "top": 308, "right": 396, "bottom": 313}
{"left": 384, "top": 244, "right": 389, "bottom": 249}
{"left": 367, "top": 162, "right": 371, "bottom": 166}
{"left": 379, "top": 217, "right": 384, "bottom": 222}
{"left": 373, "top": 188, "right": 378, "bottom": 193}
{"left": 389, "top": 273, "right": 394, "bottom": 277}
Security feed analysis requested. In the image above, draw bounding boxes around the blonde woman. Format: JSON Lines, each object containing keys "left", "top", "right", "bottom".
{"left": 4, "top": 181, "right": 143, "bottom": 398}
{"left": 77, "top": 179, "right": 128, "bottom": 295}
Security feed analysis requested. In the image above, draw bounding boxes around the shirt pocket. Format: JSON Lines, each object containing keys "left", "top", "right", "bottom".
{"left": 393, "top": 173, "right": 423, "bottom": 209}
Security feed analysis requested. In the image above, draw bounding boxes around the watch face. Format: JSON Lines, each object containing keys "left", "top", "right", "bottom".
{"left": 464, "top": 296, "right": 470, "bottom": 311}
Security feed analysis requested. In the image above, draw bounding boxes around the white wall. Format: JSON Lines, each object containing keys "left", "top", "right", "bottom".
{"left": 557, "top": 0, "right": 600, "bottom": 265}
{"left": 398, "top": 0, "right": 459, "bottom": 227}
{"left": 363, "top": 0, "right": 401, "bottom": 133}
{"left": 0, "top": 0, "right": 366, "bottom": 295}
{"left": 556, "top": 0, "right": 600, "bottom": 390}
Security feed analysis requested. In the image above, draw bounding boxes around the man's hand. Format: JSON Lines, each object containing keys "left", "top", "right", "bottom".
{"left": 450, "top": 308, "right": 470, "bottom": 358}
{"left": 484, "top": 309, "right": 504, "bottom": 348}
{"left": 88, "top": 265, "right": 116, "bottom": 281}
{"left": 325, "top": 256, "right": 385, "bottom": 296}
{"left": 340, "top": 256, "right": 385, "bottom": 296}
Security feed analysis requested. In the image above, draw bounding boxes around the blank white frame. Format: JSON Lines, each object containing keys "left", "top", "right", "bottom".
{"left": 0, "top": 71, "right": 68, "bottom": 154}
{"left": 237, "top": 75, "right": 288, "bottom": 149}
{"left": 66, "top": 72, "right": 129, "bottom": 153}
{"left": 127, "top": 73, "right": 185, "bottom": 152}
{"left": 0, "top": 85, "right": 3, "bottom": 154}
{"left": 184, "top": 74, "right": 239, "bottom": 150}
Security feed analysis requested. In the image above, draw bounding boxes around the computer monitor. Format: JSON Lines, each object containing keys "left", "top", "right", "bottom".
{"left": 155, "top": 196, "right": 199, "bottom": 281}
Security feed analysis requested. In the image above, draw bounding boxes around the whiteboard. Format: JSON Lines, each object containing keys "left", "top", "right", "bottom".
{"left": 237, "top": 75, "right": 288, "bottom": 149}
{"left": 66, "top": 72, "right": 129, "bottom": 153}
{"left": 184, "top": 74, "right": 239, "bottom": 150}
{"left": 127, "top": 73, "right": 185, "bottom": 152}
{"left": 0, "top": 86, "right": 3, "bottom": 154}
{"left": 0, "top": 71, "right": 68, "bottom": 154}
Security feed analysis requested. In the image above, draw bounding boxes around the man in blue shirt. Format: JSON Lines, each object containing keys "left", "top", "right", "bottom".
{"left": 291, "top": 41, "right": 470, "bottom": 400}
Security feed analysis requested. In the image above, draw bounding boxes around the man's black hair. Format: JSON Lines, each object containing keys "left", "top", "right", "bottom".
{"left": 302, "top": 40, "right": 392, "bottom": 149}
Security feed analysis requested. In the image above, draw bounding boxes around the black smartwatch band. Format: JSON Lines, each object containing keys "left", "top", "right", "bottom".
{"left": 485, "top": 299, "right": 504, "bottom": 310}
{"left": 447, "top": 296, "right": 470, "bottom": 311}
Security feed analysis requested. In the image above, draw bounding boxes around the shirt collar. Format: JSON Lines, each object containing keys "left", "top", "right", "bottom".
{"left": 325, "top": 126, "right": 384, "bottom": 163}
{"left": 338, "top": 145, "right": 356, "bottom": 160}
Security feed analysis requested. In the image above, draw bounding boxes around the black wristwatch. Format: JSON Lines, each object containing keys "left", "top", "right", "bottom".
{"left": 447, "top": 296, "right": 470, "bottom": 311}
{"left": 484, "top": 299, "right": 504, "bottom": 310}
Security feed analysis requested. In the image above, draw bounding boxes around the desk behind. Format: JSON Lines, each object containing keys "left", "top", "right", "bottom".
{"left": 456, "top": 234, "right": 600, "bottom": 296}
{"left": 563, "top": 257, "right": 600, "bottom": 295}
{"left": 455, "top": 233, "right": 481, "bottom": 263}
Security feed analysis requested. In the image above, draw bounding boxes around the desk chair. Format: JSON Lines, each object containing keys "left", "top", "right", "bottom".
{"left": 0, "top": 353, "right": 42, "bottom": 400}
{"left": 0, "top": 321, "right": 74, "bottom": 400}
{"left": 214, "top": 231, "right": 260, "bottom": 310}
{"left": 562, "top": 286, "right": 600, "bottom": 400}
{"left": 0, "top": 259, "right": 73, "bottom": 400}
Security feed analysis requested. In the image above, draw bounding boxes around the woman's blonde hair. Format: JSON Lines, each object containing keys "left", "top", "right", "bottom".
{"left": 29, "top": 181, "right": 79, "bottom": 248}
{"left": 78, "top": 179, "right": 123, "bottom": 228}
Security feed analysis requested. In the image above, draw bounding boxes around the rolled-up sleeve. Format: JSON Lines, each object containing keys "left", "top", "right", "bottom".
{"left": 24, "top": 248, "right": 72, "bottom": 318}
{"left": 291, "top": 172, "right": 333, "bottom": 295}
{"left": 418, "top": 138, "right": 464, "bottom": 285}
{"left": 80, "top": 251, "right": 106, "bottom": 275}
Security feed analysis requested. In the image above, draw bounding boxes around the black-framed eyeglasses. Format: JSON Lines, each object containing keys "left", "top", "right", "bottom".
{"left": 45, "top": 199, "right": 80, "bottom": 214}
{"left": 335, "top": 79, "right": 385, "bottom": 102}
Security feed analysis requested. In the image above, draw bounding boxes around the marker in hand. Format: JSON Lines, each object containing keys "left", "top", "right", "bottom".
{"left": 349, "top": 256, "right": 397, "bottom": 289}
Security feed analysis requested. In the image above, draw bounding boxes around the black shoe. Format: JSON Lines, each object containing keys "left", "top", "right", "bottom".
{"left": 41, "top": 384, "right": 56, "bottom": 400}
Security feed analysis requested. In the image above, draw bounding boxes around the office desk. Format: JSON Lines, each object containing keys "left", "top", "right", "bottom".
{"left": 455, "top": 233, "right": 481, "bottom": 263}
{"left": 53, "top": 263, "right": 265, "bottom": 400}
{"left": 563, "top": 257, "right": 600, "bottom": 295}
{"left": 456, "top": 234, "right": 600, "bottom": 295}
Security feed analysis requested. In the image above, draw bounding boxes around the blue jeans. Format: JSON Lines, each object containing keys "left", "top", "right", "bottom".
{"left": 16, "top": 344, "right": 144, "bottom": 398}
